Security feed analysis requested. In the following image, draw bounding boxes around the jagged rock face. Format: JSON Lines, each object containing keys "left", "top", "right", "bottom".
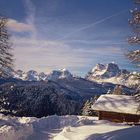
{"left": 105, "top": 63, "right": 120, "bottom": 77}
{"left": 38, "top": 72, "right": 47, "bottom": 81}
{"left": 14, "top": 70, "right": 26, "bottom": 80}
{"left": 47, "top": 69, "right": 73, "bottom": 81}
{"left": 86, "top": 63, "right": 140, "bottom": 87}
{"left": 88, "top": 63, "right": 126, "bottom": 79}
{"left": 25, "top": 70, "right": 39, "bottom": 81}
{"left": 16, "top": 70, "right": 24, "bottom": 77}
{"left": 13, "top": 70, "right": 47, "bottom": 81}
{"left": 88, "top": 63, "right": 129, "bottom": 78}
{"left": 13, "top": 68, "right": 73, "bottom": 81}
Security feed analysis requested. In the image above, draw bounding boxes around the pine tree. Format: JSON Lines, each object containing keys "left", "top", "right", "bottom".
{"left": 81, "top": 96, "right": 98, "bottom": 116}
{"left": 82, "top": 100, "right": 91, "bottom": 116}
{"left": 0, "top": 16, "right": 13, "bottom": 77}
{"left": 127, "top": 0, "right": 140, "bottom": 66}
{"left": 112, "top": 85, "right": 122, "bottom": 95}
{"left": 106, "top": 89, "right": 112, "bottom": 94}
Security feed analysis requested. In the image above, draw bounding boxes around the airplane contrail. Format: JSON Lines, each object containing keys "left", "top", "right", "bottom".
{"left": 56, "top": 9, "right": 127, "bottom": 41}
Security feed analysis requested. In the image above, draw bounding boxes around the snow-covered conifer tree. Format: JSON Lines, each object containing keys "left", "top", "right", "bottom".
{"left": 127, "top": 0, "right": 140, "bottom": 66}
{"left": 0, "top": 16, "right": 13, "bottom": 77}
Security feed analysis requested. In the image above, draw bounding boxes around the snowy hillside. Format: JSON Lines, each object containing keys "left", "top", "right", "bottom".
{"left": 0, "top": 76, "right": 134, "bottom": 117}
{"left": 1, "top": 114, "right": 140, "bottom": 140}
{"left": 52, "top": 77, "right": 133, "bottom": 98}
{"left": 86, "top": 63, "right": 140, "bottom": 87}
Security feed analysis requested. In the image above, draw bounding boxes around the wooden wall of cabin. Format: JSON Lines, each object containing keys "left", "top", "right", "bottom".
{"left": 98, "top": 111, "right": 140, "bottom": 123}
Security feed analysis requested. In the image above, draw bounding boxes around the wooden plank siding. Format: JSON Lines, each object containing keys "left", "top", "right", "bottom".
{"left": 98, "top": 111, "right": 140, "bottom": 123}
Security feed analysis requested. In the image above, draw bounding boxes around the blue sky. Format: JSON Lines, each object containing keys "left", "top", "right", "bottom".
{"left": 0, "top": 0, "right": 139, "bottom": 76}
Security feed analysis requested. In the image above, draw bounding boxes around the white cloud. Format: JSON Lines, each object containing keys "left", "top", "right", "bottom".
{"left": 13, "top": 39, "right": 89, "bottom": 73}
{"left": 7, "top": 19, "right": 34, "bottom": 32}
{"left": 12, "top": 36, "right": 123, "bottom": 75}
{"left": 7, "top": 0, "right": 37, "bottom": 35}
{"left": 24, "top": 0, "right": 37, "bottom": 39}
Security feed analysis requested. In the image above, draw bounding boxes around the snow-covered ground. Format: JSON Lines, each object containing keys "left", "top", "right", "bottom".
{"left": 0, "top": 114, "right": 140, "bottom": 140}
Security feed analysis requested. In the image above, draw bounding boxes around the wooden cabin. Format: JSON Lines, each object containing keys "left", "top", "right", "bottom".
{"left": 92, "top": 95, "right": 140, "bottom": 123}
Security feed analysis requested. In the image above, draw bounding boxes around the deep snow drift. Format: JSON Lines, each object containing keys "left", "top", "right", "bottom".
{"left": 1, "top": 114, "right": 140, "bottom": 140}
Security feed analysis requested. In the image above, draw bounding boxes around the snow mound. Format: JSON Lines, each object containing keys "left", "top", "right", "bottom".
{"left": 1, "top": 114, "right": 140, "bottom": 140}
{"left": 0, "top": 114, "right": 79, "bottom": 140}
{"left": 0, "top": 122, "right": 33, "bottom": 140}
{"left": 62, "top": 126, "right": 71, "bottom": 133}
{"left": 73, "top": 116, "right": 95, "bottom": 126}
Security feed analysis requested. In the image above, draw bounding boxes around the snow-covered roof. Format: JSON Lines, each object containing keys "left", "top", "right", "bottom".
{"left": 92, "top": 95, "right": 140, "bottom": 115}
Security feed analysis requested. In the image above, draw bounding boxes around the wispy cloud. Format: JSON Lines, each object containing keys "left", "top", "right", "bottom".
{"left": 56, "top": 9, "right": 127, "bottom": 41}
{"left": 7, "top": 0, "right": 37, "bottom": 34}
{"left": 7, "top": 19, "right": 34, "bottom": 32}
{"left": 13, "top": 35, "right": 123, "bottom": 74}
{"left": 23, "top": 0, "right": 37, "bottom": 38}
{"left": 14, "top": 42, "right": 89, "bottom": 73}
{"left": 12, "top": 37, "right": 67, "bottom": 48}
{"left": 63, "top": 39, "right": 127, "bottom": 46}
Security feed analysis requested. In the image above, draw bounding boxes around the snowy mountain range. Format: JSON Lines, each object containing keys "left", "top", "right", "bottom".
{"left": 13, "top": 70, "right": 47, "bottom": 81}
{"left": 13, "top": 63, "right": 140, "bottom": 87}
{"left": 13, "top": 68, "right": 72, "bottom": 81}
{"left": 86, "top": 63, "right": 140, "bottom": 87}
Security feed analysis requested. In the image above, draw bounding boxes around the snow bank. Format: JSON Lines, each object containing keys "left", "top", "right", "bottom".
{"left": 1, "top": 114, "right": 140, "bottom": 140}
{"left": 31, "top": 115, "right": 79, "bottom": 130}
{"left": 0, "top": 114, "right": 33, "bottom": 140}
{"left": 54, "top": 119, "right": 130, "bottom": 140}
{"left": 0, "top": 114, "right": 79, "bottom": 140}
{"left": 92, "top": 126, "right": 140, "bottom": 140}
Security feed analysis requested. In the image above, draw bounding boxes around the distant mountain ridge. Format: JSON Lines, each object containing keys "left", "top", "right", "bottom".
{"left": 86, "top": 63, "right": 140, "bottom": 87}
{"left": 12, "top": 63, "right": 140, "bottom": 87}
{"left": 13, "top": 68, "right": 72, "bottom": 81}
{"left": 47, "top": 69, "right": 73, "bottom": 81}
